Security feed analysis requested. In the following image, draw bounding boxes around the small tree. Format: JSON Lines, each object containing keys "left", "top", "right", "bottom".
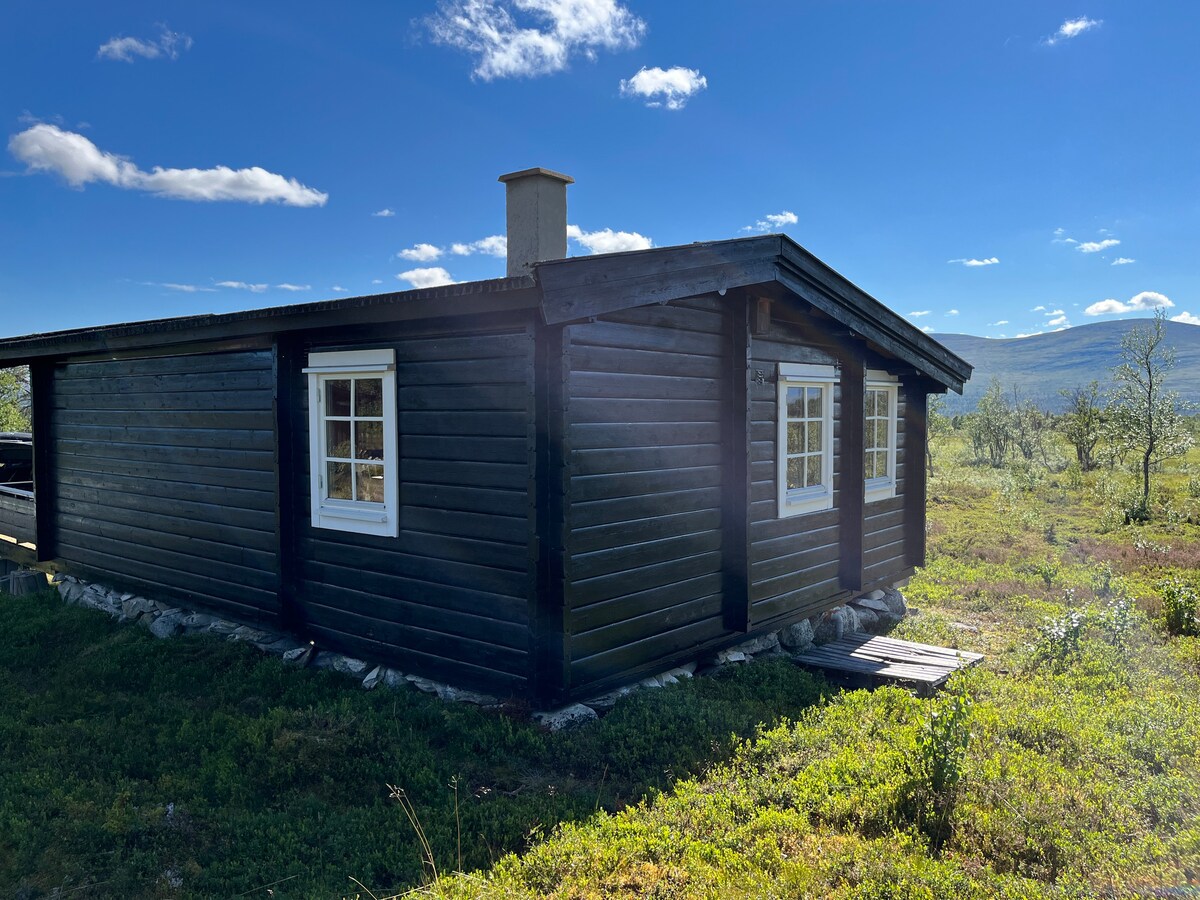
{"left": 0, "top": 366, "right": 30, "bottom": 432}
{"left": 926, "top": 393, "right": 951, "bottom": 477}
{"left": 1059, "top": 382, "right": 1104, "bottom": 472}
{"left": 1106, "top": 312, "right": 1193, "bottom": 517}
{"left": 1009, "top": 388, "right": 1053, "bottom": 467}
{"left": 966, "top": 378, "right": 1011, "bottom": 467}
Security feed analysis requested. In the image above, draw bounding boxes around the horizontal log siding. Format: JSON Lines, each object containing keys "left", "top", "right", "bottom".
{"left": 295, "top": 325, "right": 535, "bottom": 696}
{"left": 0, "top": 491, "right": 35, "bottom": 546}
{"left": 50, "top": 350, "right": 282, "bottom": 622}
{"left": 747, "top": 329, "right": 845, "bottom": 624}
{"left": 564, "top": 299, "right": 728, "bottom": 690}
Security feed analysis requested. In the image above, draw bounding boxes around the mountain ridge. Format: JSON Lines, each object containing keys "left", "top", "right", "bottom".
{"left": 931, "top": 320, "right": 1200, "bottom": 412}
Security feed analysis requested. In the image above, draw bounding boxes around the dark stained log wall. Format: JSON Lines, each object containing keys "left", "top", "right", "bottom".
{"left": 0, "top": 492, "right": 35, "bottom": 546}
{"left": 294, "top": 323, "right": 537, "bottom": 697}
{"left": 748, "top": 317, "right": 844, "bottom": 624}
{"left": 49, "top": 350, "right": 283, "bottom": 623}
{"left": 563, "top": 298, "right": 729, "bottom": 692}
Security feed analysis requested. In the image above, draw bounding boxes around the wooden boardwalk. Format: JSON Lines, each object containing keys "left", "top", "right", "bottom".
{"left": 794, "top": 634, "right": 983, "bottom": 696}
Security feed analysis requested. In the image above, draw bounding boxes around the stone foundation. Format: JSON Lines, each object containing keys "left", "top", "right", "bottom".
{"left": 46, "top": 573, "right": 908, "bottom": 730}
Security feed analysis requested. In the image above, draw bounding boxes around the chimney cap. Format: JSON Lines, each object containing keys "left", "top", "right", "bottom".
{"left": 498, "top": 167, "right": 575, "bottom": 185}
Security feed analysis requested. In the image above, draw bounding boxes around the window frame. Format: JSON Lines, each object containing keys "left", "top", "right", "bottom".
{"left": 776, "top": 363, "right": 837, "bottom": 518}
{"left": 304, "top": 349, "right": 398, "bottom": 537}
{"left": 864, "top": 369, "right": 899, "bottom": 503}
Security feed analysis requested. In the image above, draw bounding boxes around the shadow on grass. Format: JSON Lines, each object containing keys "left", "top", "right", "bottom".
{"left": 0, "top": 589, "right": 829, "bottom": 899}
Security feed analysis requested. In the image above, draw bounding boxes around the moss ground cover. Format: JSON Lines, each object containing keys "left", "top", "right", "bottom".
{"left": 4, "top": 432, "right": 1200, "bottom": 897}
{"left": 411, "top": 435, "right": 1200, "bottom": 899}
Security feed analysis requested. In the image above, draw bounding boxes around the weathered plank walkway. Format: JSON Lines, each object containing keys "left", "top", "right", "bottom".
{"left": 794, "top": 634, "right": 983, "bottom": 696}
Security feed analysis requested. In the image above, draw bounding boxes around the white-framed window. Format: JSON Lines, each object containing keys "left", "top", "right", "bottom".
{"left": 777, "top": 363, "right": 837, "bottom": 518}
{"left": 864, "top": 370, "right": 899, "bottom": 503}
{"left": 304, "top": 349, "right": 398, "bottom": 536}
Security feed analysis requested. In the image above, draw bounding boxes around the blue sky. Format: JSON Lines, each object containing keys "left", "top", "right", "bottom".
{"left": 3, "top": 1, "right": 1198, "bottom": 339}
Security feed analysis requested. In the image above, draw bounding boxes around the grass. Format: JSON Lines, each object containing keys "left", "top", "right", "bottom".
{"left": 4, "top": 431, "right": 1200, "bottom": 897}
{"left": 0, "top": 589, "right": 828, "bottom": 898}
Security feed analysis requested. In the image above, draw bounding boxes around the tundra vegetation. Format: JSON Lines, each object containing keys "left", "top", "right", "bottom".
{"left": 3, "top": 395, "right": 1200, "bottom": 897}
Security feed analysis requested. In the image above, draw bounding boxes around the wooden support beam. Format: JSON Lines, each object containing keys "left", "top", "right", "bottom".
{"left": 904, "top": 381, "right": 929, "bottom": 568}
{"left": 722, "top": 295, "right": 753, "bottom": 632}
{"left": 752, "top": 298, "right": 772, "bottom": 335}
{"left": 272, "top": 334, "right": 304, "bottom": 633}
{"left": 29, "top": 360, "right": 55, "bottom": 563}
{"left": 532, "top": 323, "right": 570, "bottom": 703}
{"left": 838, "top": 352, "right": 865, "bottom": 592}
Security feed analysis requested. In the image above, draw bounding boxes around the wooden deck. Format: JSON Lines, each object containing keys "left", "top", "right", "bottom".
{"left": 794, "top": 634, "right": 983, "bottom": 696}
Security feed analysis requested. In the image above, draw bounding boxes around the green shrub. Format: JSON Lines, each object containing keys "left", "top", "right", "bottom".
{"left": 1159, "top": 575, "right": 1200, "bottom": 636}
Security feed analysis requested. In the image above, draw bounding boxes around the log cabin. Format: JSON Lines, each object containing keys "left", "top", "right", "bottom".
{"left": 0, "top": 168, "right": 971, "bottom": 704}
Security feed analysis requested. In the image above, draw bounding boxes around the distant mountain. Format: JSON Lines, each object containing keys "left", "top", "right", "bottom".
{"left": 932, "top": 320, "right": 1200, "bottom": 413}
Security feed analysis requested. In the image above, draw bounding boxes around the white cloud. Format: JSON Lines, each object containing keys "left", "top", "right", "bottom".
{"left": 908, "top": 310, "right": 931, "bottom": 318}
{"left": 1084, "top": 291, "right": 1174, "bottom": 316}
{"left": 372, "top": 208, "right": 395, "bottom": 217}
{"left": 1077, "top": 238, "right": 1120, "bottom": 253}
{"left": 332, "top": 285, "right": 348, "bottom": 292}
{"left": 371, "top": 278, "right": 383, "bottom": 284}
{"left": 1047, "top": 314, "right": 1070, "bottom": 327}
{"left": 619, "top": 66, "right": 707, "bottom": 110}
{"left": 98, "top": 26, "right": 192, "bottom": 62}
{"left": 1170, "top": 311, "right": 1200, "bottom": 326}
{"left": 1111, "top": 257, "right": 1136, "bottom": 266}
{"left": 153, "top": 282, "right": 216, "bottom": 293}
{"left": 1045, "top": 16, "right": 1101, "bottom": 46}
{"left": 1052, "top": 227, "right": 1078, "bottom": 244}
{"left": 1046, "top": 308, "right": 1065, "bottom": 316}
{"left": 746, "top": 210, "right": 798, "bottom": 233}
{"left": 1016, "top": 331, "right": 1044, "bottom": 338}
{"left": 1031, "top": 305, "right": 1046, "bottom": 312}
{"left": 948, "top": 257, "right": 999, "bottom": 267}
{"left": 217, "top": 281, "right": 269, "bottom": 293}
{"left": 451, "top": 234, "right": 508, "bottom": 257}
{"left": 397, "top": 267, "right": 458, "bottom": 289}
{"left": 988, "top": 320, "right": 1009, "bottom": 326}
{"left": 920, "top": 325, "right": 933, "bottom": 333}
{"left": 275, "top": 283, "right": 311, "bottom": 292}
{"left": 427, "top": 0, "right": 645, "bottom": 80}
{"left": 946, "top": 309, "right": 960, "bottom": 316}
{"left": 399, "top": 243, "right": 444, "bottom": 262}
{"left": 9, "top": 124, "right": 328, "bottom": 206}
{"left": 567, "top": 223, "right": 652, "bottom": 254}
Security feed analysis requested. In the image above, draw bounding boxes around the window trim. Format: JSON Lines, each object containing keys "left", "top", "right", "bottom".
{"left": 776, "top": 363, "right": 837, "bottom": 518}
{"left": 305, "top": 349, "right": 398, "bottom": 537}
{"left": 864, "top": 369, "right": 899, "bottom": 503}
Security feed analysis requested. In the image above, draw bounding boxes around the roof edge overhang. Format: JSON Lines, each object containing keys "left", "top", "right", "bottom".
{"left": 0, "top": 275, "right": 539, "bottom": 365}
{"left": 535, "top": 235, "right": 972, "bottom": 393}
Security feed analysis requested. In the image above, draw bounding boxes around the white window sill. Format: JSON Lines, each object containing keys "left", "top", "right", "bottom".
{"left": 779, "top": 489, "right": 833, "bottom": 518}
{"left": 865, "top": 481, "right": 896, "bottom": 504}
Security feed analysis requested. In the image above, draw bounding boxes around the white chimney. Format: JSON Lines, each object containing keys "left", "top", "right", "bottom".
{"left": 498, "top": 167, "right": 574, "bottom": 277}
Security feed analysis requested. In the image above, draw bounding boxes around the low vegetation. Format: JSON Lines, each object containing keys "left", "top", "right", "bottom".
{"left": 3, "top": 427, "right": 1200, "bottom": 896}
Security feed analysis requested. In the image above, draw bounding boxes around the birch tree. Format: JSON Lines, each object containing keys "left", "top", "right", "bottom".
{"left": 1106, "top": 312, "right": 1192, "bottom": 517}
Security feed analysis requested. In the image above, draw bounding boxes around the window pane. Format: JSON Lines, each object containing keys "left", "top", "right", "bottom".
{"left": 327, "top": 461, "right": 352, "bottom": 500}
{"left": 807, "top": 421, "right": 822, "bottom": 452}
{"left": 806, "top": 454, "right": 822, "bottom": 487}
{"left": 806, "top": 387, "right": 822, "bottom": 418}
{"left": 787, "top": 422, "right": 804, "bottom": 454}
{"left": 865, "top": 391, "right": 877, "bottom": 417}
{"left": 326, "top": 379, "right": 351, "bottom": 416}
{"left": 326, "top": 420, "right": 351, "bottom": 458}
{"left": 355, "top": 421, "right": 384, "bottom": 461}
{"left": 876, "top": 391, "right": 889, "bottom": 418}
{"left": 355, "top": 377, "right": 383, "bottom": 416}
{"left": 786, "top": 386, "right": 805, "bottom": 419}
{"left": 787, "top": 457, "right": 803, "bottom": 490}
{"left": 356, "top": 464, "right": 385, "bottom": 503}
{"left": 875, "top": 419, "right": 889, "bottom": 448}
{"left": 864, "top": 452, "right": 874, "bottom": 480}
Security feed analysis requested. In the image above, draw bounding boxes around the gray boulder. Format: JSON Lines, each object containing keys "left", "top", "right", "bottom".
{"left": 533, "top": 703, "right": 598, "bottom": 731}
{"left": 779, "top": 619, "right": 815, "bottom": 651}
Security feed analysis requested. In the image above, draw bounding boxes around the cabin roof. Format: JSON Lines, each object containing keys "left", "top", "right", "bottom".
{"left": 0, "top": 234, "right": 971, "bottom": 392}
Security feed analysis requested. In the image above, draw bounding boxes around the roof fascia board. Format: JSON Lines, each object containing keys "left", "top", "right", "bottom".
{"left": 537, "top": 236, "right": 783, "bottom": 325}
{"left": 0, "top": 281, "right": 540, "bottom": 365}
{"left": 776, "top": 240, "right": 971, "bottom": 393}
